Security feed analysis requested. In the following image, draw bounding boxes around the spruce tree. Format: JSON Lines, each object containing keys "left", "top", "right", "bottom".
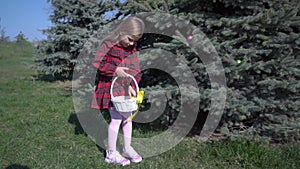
{"left": 0, "top": 18, "right": 10, "bottom": 42}
{"left": 37, "top": 0, "right": 300, "bottom": 141}
{"left": 36, "top": 0, "right": 117, "bottom": 79}
{"left": 118, "top": 0, "right": 300, "bottom": 142}
{"left": 15, "top": 31, "right": 28, "bottom": 43}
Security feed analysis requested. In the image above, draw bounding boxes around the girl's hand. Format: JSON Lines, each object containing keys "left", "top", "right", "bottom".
{"left": 128, "top": 85, "right": 136, "bottom": 97}
{"left": 115, "top": 67, "right": 129, "bottom": 77}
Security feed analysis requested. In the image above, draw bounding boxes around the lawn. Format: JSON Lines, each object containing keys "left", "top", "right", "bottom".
{"left": 0, "top": 42, "right": 299, "bottom": 169}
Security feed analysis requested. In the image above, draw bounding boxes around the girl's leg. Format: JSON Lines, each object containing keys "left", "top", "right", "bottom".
{"left": 105, "top": 108, "right": 130, "bottom": 166}
{"left": 121, "top": 112, "right": 142, "bottom": 163}
{"left": 117, "top": 111, "right": 132, "bottom": 149}
{"left": 108, "top": 108, "right": 123, "bottom": 151}
{"left": 122, "top": 118, "right": 132, "bottom": 149}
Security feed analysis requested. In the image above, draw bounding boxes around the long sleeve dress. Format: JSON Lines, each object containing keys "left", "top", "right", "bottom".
{"left": 91, "top": 41, "right": 141, "bottom": 110}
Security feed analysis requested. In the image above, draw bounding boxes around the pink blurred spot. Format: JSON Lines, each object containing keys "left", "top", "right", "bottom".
{"left": 187, "top": 35, "right": 193, "bottom": 40}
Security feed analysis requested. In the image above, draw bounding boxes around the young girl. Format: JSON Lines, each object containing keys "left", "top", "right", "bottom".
{"left": 91, "top": 16, "right": 144, "bottom": 166}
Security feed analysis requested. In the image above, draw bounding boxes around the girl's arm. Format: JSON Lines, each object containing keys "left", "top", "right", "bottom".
{"left": 128, "top": 45, "right": 141, "bottom": 82}
{"left": 92, "top": 43, "right": 117, "bottom": 76}
{"left": 125, "top": 51, "right": 141, "bottom": 91}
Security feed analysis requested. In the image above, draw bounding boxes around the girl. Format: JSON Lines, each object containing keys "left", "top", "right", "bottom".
{"left": 91, "top": 16, "right": 145, "bottom": 166}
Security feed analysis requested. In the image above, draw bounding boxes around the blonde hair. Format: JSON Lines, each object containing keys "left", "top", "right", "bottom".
{"left": 105, "top": 16, "right": 145, "bottom": 43}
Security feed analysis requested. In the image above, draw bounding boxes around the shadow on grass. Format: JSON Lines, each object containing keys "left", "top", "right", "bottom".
{"left": 68, "top": 113, "right": 86, "bottom": 135}
{"left": 32, "top": 74, "right": 72, "bottom": 82}
{"left": 5, "top": 164, "right": 30, "bottom": 169}
{"left": 68, "top": 110, "right": 108, "bottom": 157}
{"left": 132, "top": 109, "right": 209, "bottom": 137}
{"left": 68, "top": 108, "right": 210, "bottom": 158}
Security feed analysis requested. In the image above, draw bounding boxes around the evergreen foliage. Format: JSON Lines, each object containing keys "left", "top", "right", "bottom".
{"left": 36, "top": 0, "right": 118, "bottom": 78}
{"left": 0, "top": 18, "right": 10, "bottom": 42}
{"left": 37, "top": 0, "right": 300, "bottom": 141}
{"left": 15, "top": 31, "right": 28, "bottom": 43}
{"left": 118, "top": 0, "right": 300, "bottom": 142}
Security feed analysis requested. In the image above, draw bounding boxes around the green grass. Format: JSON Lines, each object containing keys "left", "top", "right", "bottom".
{"left": 0, "top": 42, "right": 299, "bottom": 169}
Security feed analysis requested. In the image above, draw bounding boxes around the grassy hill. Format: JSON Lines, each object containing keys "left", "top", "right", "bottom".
{"left": 0, "top": 42, "right": 299, "bottom": 168}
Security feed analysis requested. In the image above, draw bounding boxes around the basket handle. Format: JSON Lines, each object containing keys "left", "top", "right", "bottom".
{"left": 110, "top": 74, "right": 139, "bottom": 100}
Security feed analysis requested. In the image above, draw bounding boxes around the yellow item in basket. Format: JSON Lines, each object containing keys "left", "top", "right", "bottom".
{"left": 128, "top": 90, "right": 144, "bottom": 122}
{"left": 136, "top": 90, "right": 144, "bottom": 103}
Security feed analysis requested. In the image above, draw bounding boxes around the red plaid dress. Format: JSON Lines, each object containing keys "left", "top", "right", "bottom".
{"left": 91, "top": 41, "right": 140, "bottom": 110}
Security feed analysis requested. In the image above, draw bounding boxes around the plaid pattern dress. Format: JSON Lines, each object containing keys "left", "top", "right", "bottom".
{"left": 91, "top": 41, "right": 140, "bottom": 110}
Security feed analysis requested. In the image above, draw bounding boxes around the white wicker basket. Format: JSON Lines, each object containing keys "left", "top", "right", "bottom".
{"left": 110, "top": 75, "right": 139, "bottom": 112}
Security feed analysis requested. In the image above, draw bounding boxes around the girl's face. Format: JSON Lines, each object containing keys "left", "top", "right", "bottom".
{"left": 118, "top": 35, "right": 135, "bottom": 48}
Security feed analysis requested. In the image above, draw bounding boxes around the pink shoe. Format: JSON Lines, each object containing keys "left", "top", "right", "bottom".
{"left": 105, "top": 150, "right": 130, "bottom": 166}
{"left": 123, "top": 146, "right": 142, "bottom": 163}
